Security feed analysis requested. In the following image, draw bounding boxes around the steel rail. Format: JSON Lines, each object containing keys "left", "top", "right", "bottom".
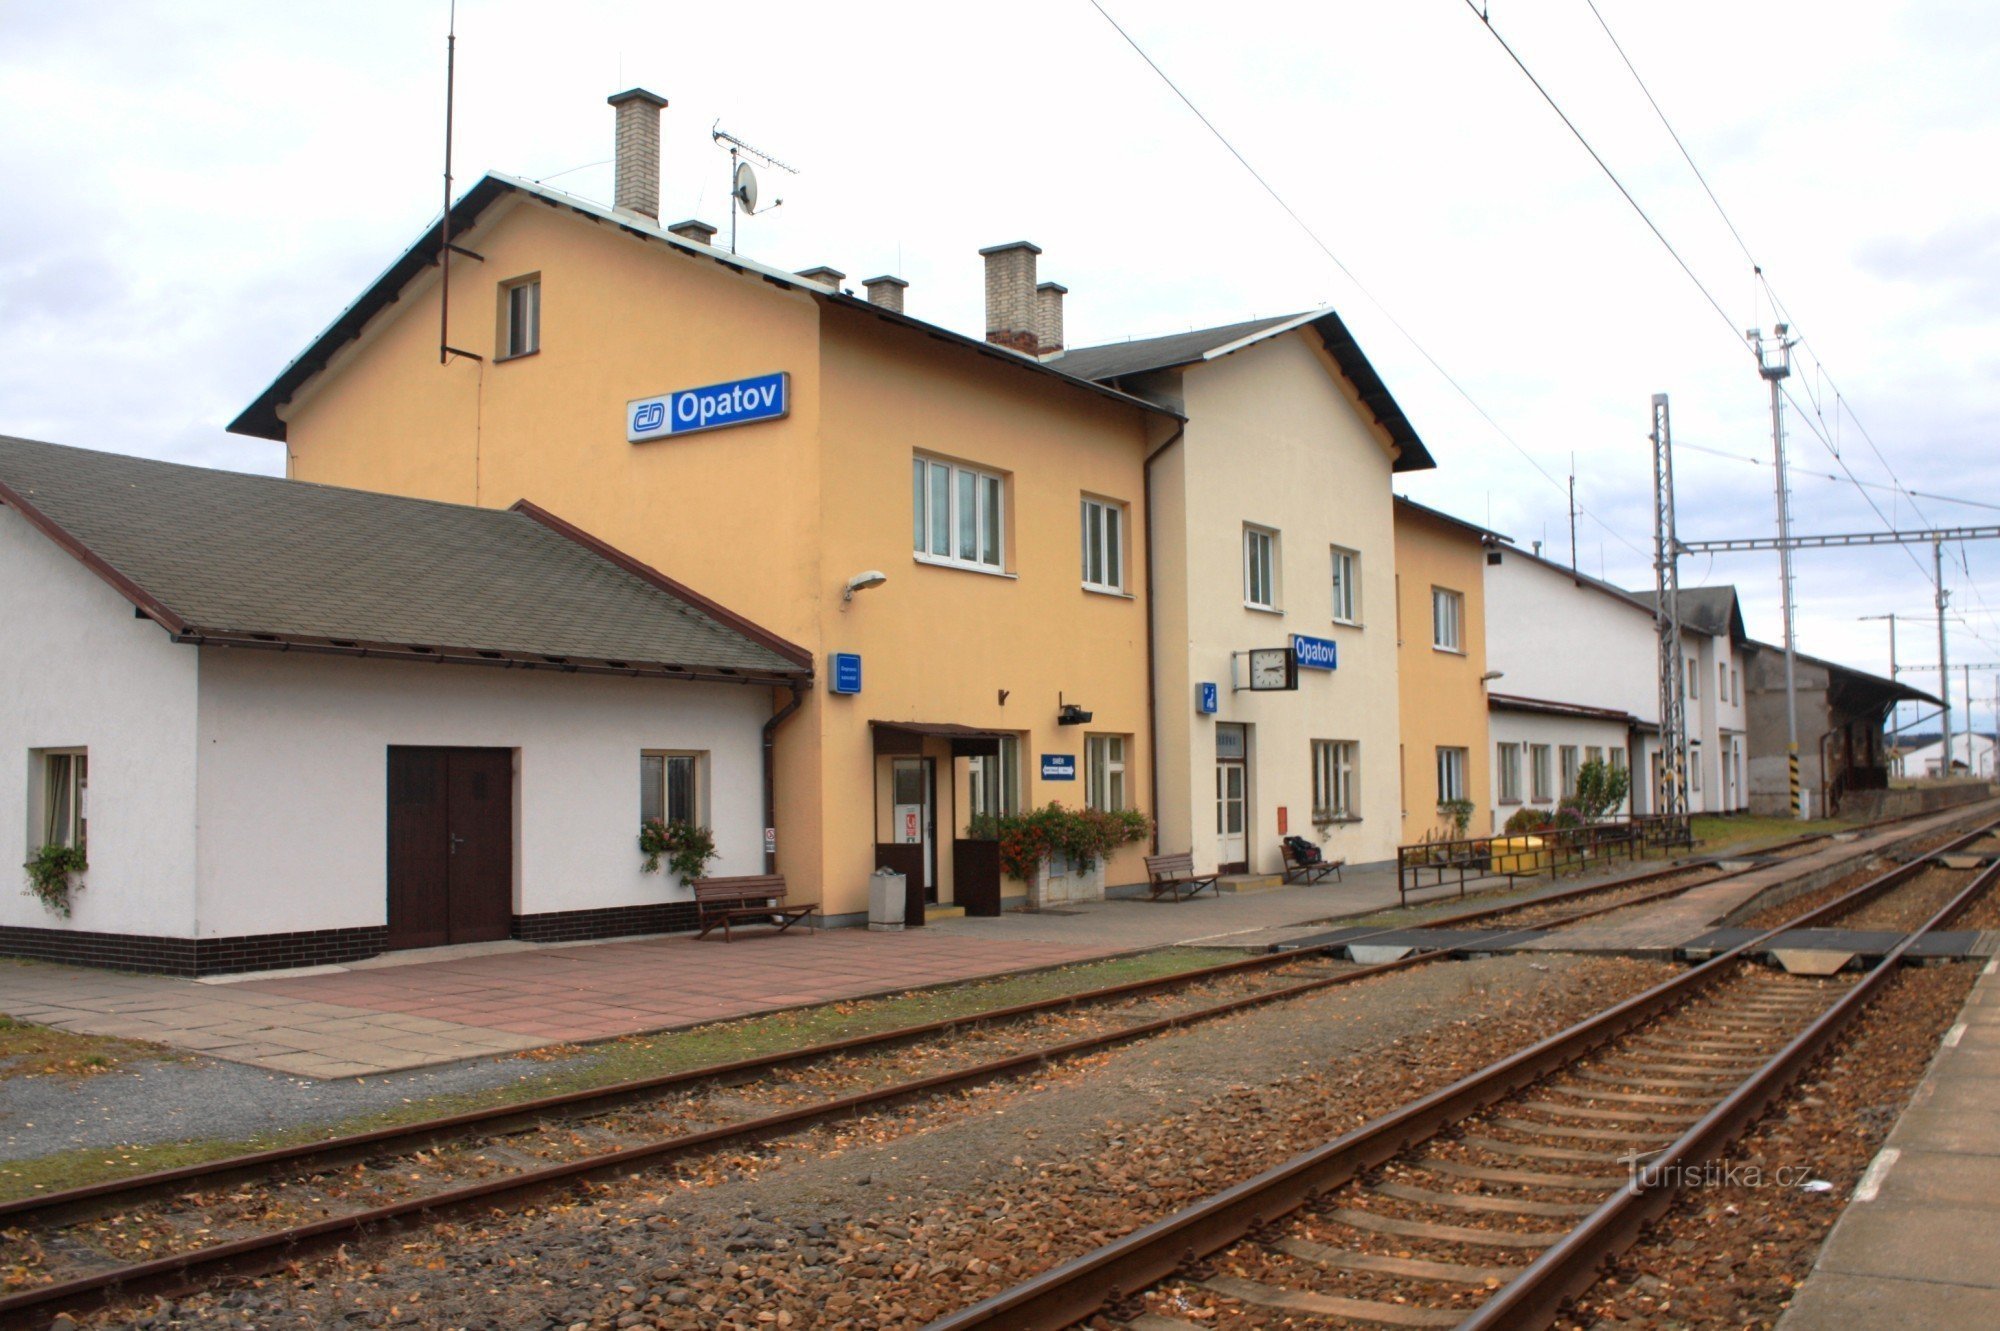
{"left": 0, "top": 835, "right": 1768, "bottom": 1230}
{"left": 1461, "top": 854, "right": 2000, "bottom": 1329}
{"left": 0, "top": 808, "right": 1983, "bottom": 1329}
{"left": 920, "top": 817, "right": 1999, "bottom": 1330}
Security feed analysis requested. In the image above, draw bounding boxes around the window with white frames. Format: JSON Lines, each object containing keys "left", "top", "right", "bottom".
{"left": 967, "top": 736, "right": 1021, "bottom": 821}
{"left": 1080, "top": 497, "right": 1126, "bottom": 593}
{"left": 1719, "top": 662, "right": 1729, "bottom": 703}
{"left": 1730, "top": 667, "right": 1739, "bottom": 703}
{"left": 1609, "top": 747, "right": 1627, "bottom": 773}
{"left": 1496, "top": 742, "right": 1522, "bottom": 803}
{"left": 1311, "top": 740, "right": 1358, "bottom": 820}
{"left": 1432, "top": 587, "right": 1464, "bottom": 651}
{"left": 1560, "top": 745, "right": 1581, "bottom": 799}
{"left": 1244, "top": 526, "right": 1278, "bottom": 610}
{"left": 1330, "top": 546, "right": 1359, "bottom": 624}
{"left": 35, "top": 749, "right": 87, "bottom": 851}
{"left": 499, "top": 275, "right": 540, "bottom": 359}
{"left": 1530, "top": 744, "right": 1553, "bottom": 802}
{"left": 1086, "top": 735, "right": 1128, "bottom": 811}
{"left": 1435, "top": 746, "right": 1468, "bottom": 804}
{"left": 641, "top": 752, "right": 703, "bottom": 826}
{"left": 1687, "top": 655, "right": 1699, "bottom": 699}
{"left": 912, "top": 456, "right": 1004, "bottom": 572}
{"left": 1691, "top": 746, "right": 1704, "bottom": 792}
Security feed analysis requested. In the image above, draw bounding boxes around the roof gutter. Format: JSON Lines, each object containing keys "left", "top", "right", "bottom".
{"left": 1143, "top": 425, "right": 1186, "bottom": 854}
{"left": 763, "top": 681, "right": 808, "bottom": 874}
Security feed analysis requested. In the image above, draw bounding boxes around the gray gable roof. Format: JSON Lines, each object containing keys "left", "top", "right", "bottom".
{"left": 0, "top": 435, "right": 809, "bottom": 682}
{"left": 1640, "top": 586, "right": 1747, "bottom": 641}
{"left": 1050, "top": 308, "right": 1436, "bottom": 473}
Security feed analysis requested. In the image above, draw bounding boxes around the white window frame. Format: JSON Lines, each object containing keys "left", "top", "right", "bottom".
{"left": 1330, "top": 546, "right": 1359, "bottom": 625}
{"left": 913, "top": 455, "right": 1005, "bottom": 574}
{"left": 500, "top": 274, "right": 540, "bottom": 359}
{"left": 1432, "top": 587, "right": 1464, "bottom": 652}
{"left": 968, "top": 736, "right": 1021, "bottom": 820}
{"left": 34, "top": 748, "right": 88, "bottom": 851}
{"left": 1496, "top": 742, "right": 1522, "bottom": 804}
{"left": 1311, "top": 740, "right": 1358, "bottom": 821}
{"left": 1609, "top": 747, "right": 1627, "bottom": 773}
{"left": 641, "top": 750, "right": 705, "bottom": 827}
{"left": 1560, "top": 745, "right": 1581, "bottom": 799}
{"left": 1719, "top": 661, "right": 1729, "bottom": 704}
{"left": 1435, "top": 746, "right": 1468, "bottom": 805}
{"left": 1244, "top": 525, "right": 1279, "bottom": 611}
{"left": 1691, "top": 745, "right": 1704, "bottom": 793}
{"left": 1530, "top": 744, "right": 1553, "bottom": 802}
{"left": 1086, "top": 734, "right": 1128, "bottom": 811}
{"left": 1730, "top": 667, "right": 1740, "bottom": 703}
{"left": 1080, "top": 496, "right": 1127, "bottom": 594}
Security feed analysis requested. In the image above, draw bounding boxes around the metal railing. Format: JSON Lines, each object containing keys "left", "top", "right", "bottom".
{"left": 1396, "top": 813, "right": 1694, "bottom": 905}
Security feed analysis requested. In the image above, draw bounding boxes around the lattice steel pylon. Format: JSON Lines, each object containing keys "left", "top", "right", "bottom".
{"left": 1652, "top": 393, "right": 1688, "bottom": 818}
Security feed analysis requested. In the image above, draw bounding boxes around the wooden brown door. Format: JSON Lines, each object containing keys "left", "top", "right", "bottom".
{"left": 387, "top": 747, "right": 514, "bottom": 950}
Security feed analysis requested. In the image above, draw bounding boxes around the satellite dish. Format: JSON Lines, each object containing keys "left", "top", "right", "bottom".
{"left": 733, "top": 162, "right": 759, "bottom": 212}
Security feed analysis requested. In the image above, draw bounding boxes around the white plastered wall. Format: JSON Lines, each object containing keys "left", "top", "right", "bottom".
{"left": 193, "top": 650, "right": 772, "bottom": 938}
{"left": 1162, "top": 332, "right": 1403, "bottom": 873}
{"left": 0, "top": 505, "right": 201, "bottom": 936}
{"left": 1487, "top": 709, "right": 1631, "bottom": 830}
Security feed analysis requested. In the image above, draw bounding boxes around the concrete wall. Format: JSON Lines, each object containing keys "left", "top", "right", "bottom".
{"left": 1743, "top": 645, "right": 1833, "bottom": 817}
{"left": 192, "top": 650, "right": 770, "bottom": 938}
{"left": 0, "top": 505, "right": 202, "bottom": 937}
{"left": 1150, "top": 333, "right": 1403, "bottom": 874}
{"left": 1394, "top": 505, "right": 1493, "bottom": 843}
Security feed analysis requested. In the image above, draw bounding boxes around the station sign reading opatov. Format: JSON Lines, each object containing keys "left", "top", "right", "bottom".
{"left": 628, "top": 372, "right": 790, "bottom": 442}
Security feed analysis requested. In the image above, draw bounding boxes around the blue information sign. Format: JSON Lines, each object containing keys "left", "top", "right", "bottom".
{"left": 627, "top": 371, "right": 790, "bottom": 442}
{"left": 1291, "top": 633, "right": 1339, "bottom": 671}
{"left": 1041, "top": 755, "right": 1077, "bottom": 781}
{"left": 829, "top": 652, "right": 862, "bottom": 695}
{"left": 1196, "top": 682, "right": 1219, "bottom": 714}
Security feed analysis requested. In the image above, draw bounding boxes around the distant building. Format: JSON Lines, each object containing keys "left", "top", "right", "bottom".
{"left": 1738, "top": 642, "right": 1936, "bottom": 816}
{"left": 1894, "top": 732, "right": 1998, "bottom": 779}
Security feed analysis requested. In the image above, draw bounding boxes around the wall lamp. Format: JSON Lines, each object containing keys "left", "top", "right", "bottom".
{"left": 1480, "top": 671, "right": 1506, "bottom": 684}
{"left": 1058, "top": 693, "right": 1092, "bottom": 726}
{"left": 842, "top": 570, "right": 887, "bottom": 603}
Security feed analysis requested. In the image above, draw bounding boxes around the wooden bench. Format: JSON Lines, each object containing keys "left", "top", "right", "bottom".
{"left": 1281, "top": 841, "right": 1345, "bottom": 885}
{"left": 692, "top": 874, "right": 819, "bottom": 941}
{"left": 1144, "top": 851, "right": 1219, "bottom": 903}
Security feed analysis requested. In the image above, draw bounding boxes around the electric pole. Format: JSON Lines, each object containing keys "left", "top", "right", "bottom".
{"left": 1651, "top": 394, "right": 1687, "bottom": 818}
{"left": 1935, "top": 535, "right": 1952, "bottom": 779}
{"left": 1752, "top": 325, "right": 1803, "bottom": 818}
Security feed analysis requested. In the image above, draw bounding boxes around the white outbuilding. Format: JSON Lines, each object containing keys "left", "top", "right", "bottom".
{"left": 0, "top": 436, "right": 810, "bottom": 974}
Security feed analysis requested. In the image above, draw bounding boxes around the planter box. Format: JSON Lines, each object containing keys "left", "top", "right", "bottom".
{"left": 1027, "top": 855, "right": 1105, "bottom": 909}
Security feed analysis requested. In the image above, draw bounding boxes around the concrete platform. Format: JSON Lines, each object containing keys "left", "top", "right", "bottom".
{"left": 1778, "top": 957, "right": 2000, "bottom": 1328}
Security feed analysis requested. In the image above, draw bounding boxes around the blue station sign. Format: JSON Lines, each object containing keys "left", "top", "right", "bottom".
{"left": 1291, "top": 633, "right": 1339, "bottom": 671}
{"left": 1196, "top": 682, "right": 1219, "bottom": 714}
{"left": 829, "top": 652, "right": 863, "bottom": 695}
{"left": 628, "top": 372, "right": 790, "bottom": 442}
{"left": 1041, "top": 755, "right": 1077, "bottom": 781}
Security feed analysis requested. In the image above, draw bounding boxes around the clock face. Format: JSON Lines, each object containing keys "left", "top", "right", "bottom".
{"left": 1249, "top": 648, "right": 1292, "bottom": 690}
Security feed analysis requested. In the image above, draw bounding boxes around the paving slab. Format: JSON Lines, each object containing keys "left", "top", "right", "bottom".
{"left": 1777, "top": 955, "right": 2000, "bottom": 1328}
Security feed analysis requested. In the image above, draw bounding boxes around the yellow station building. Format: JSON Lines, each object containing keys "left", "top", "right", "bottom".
{"left": 1392, "top": 497, "right": 1500, "bottom": 844}
{"left": 230, "top": 91, "right": 1177, "bottom": 924}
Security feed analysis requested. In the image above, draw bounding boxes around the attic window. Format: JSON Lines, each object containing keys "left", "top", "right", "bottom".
{"left": 498, "top": 274, "right": 541, "bottom": 360}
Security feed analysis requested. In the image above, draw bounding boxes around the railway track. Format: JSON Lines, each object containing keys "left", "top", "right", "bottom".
{"left": 925, "top": 817, "right": 2000, "bottom": 1330}
{"left": 0, "top": 806, "right": 1985, "bottom": 1328}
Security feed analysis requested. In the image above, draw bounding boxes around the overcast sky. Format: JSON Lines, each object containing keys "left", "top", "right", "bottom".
{"left": 3, "top": 1, "right": 1996, "bottom": 733}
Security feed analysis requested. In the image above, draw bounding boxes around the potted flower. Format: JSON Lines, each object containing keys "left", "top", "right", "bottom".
{"left": 639, "top": 819, "right": 720, "bottom": 883}
{"left": 23, "top": 843, "right": 87, "bottom": 919}
{"left": 993, "top": 803, "right": 1152, "bottom": 908}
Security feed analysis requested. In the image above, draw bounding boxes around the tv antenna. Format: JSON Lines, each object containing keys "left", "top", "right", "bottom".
{"left": 712, "top": 121, "right": 797, "bottom": 254}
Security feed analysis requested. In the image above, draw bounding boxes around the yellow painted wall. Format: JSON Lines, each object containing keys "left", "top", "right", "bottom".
{"left": 1393, "top": 503, "right": 1494, "bottom": 843}
{"left": 279, "top": 192, "right": 1159, "bottom": 917}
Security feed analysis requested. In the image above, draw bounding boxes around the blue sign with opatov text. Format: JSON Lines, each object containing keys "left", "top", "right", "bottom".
{"left": 1041, "top": 755, "right": 1077, "bottom": 781}
{"left": 628, "top": 372, "right": 790, "bottom": 442}
{"left": 829, "top": 652, "right": 862, "bottom": 695}
{"left": 1291, "top": 634, "right": 1339, "bottom": 671}
{"left": 1197, "top": 682, "right": 1219, "bottom": 714}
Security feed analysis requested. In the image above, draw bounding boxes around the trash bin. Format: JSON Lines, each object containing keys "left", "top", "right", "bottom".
{"left": 869, "top": 866, "right": 907, "bottom": 931}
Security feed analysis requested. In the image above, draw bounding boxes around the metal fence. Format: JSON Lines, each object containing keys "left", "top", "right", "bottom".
{"left": 1396, "top": 813, "right": 1694, "bottom": 905}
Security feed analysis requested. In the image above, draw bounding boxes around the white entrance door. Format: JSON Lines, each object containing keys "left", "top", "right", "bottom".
{"left": 1216, "top": 762, "right": 1247, "bottom": 869}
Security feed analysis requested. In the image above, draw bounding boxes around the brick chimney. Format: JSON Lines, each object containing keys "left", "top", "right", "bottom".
{"left": 607, "top": 88, "right": 669, "bottom": 219}
{"left": 979, "top": 241, "right": 1042, "bottom": 354}
{"left": 1036, "top": 282, "right": 1067, "bottom": 355}
{"left": 668, "top": 218, "right": 717, "bottom": 246}
{"left": 796, "top": 266, "right": 847, "bottom": 291}
{"left": 863, "top": 275, "right": 908, "bottom": 314}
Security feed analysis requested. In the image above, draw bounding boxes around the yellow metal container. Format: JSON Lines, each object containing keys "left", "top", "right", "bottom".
{"left": 1491, "top": 835, "right": 1550, "bottom": 875}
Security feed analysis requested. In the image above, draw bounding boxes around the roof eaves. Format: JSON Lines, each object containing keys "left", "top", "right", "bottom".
{"left": 1394, "top": 494, "right": 1514, "bottom": 545}
{"left": 0, "top": 475, "right": 189, "bottom": 633}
